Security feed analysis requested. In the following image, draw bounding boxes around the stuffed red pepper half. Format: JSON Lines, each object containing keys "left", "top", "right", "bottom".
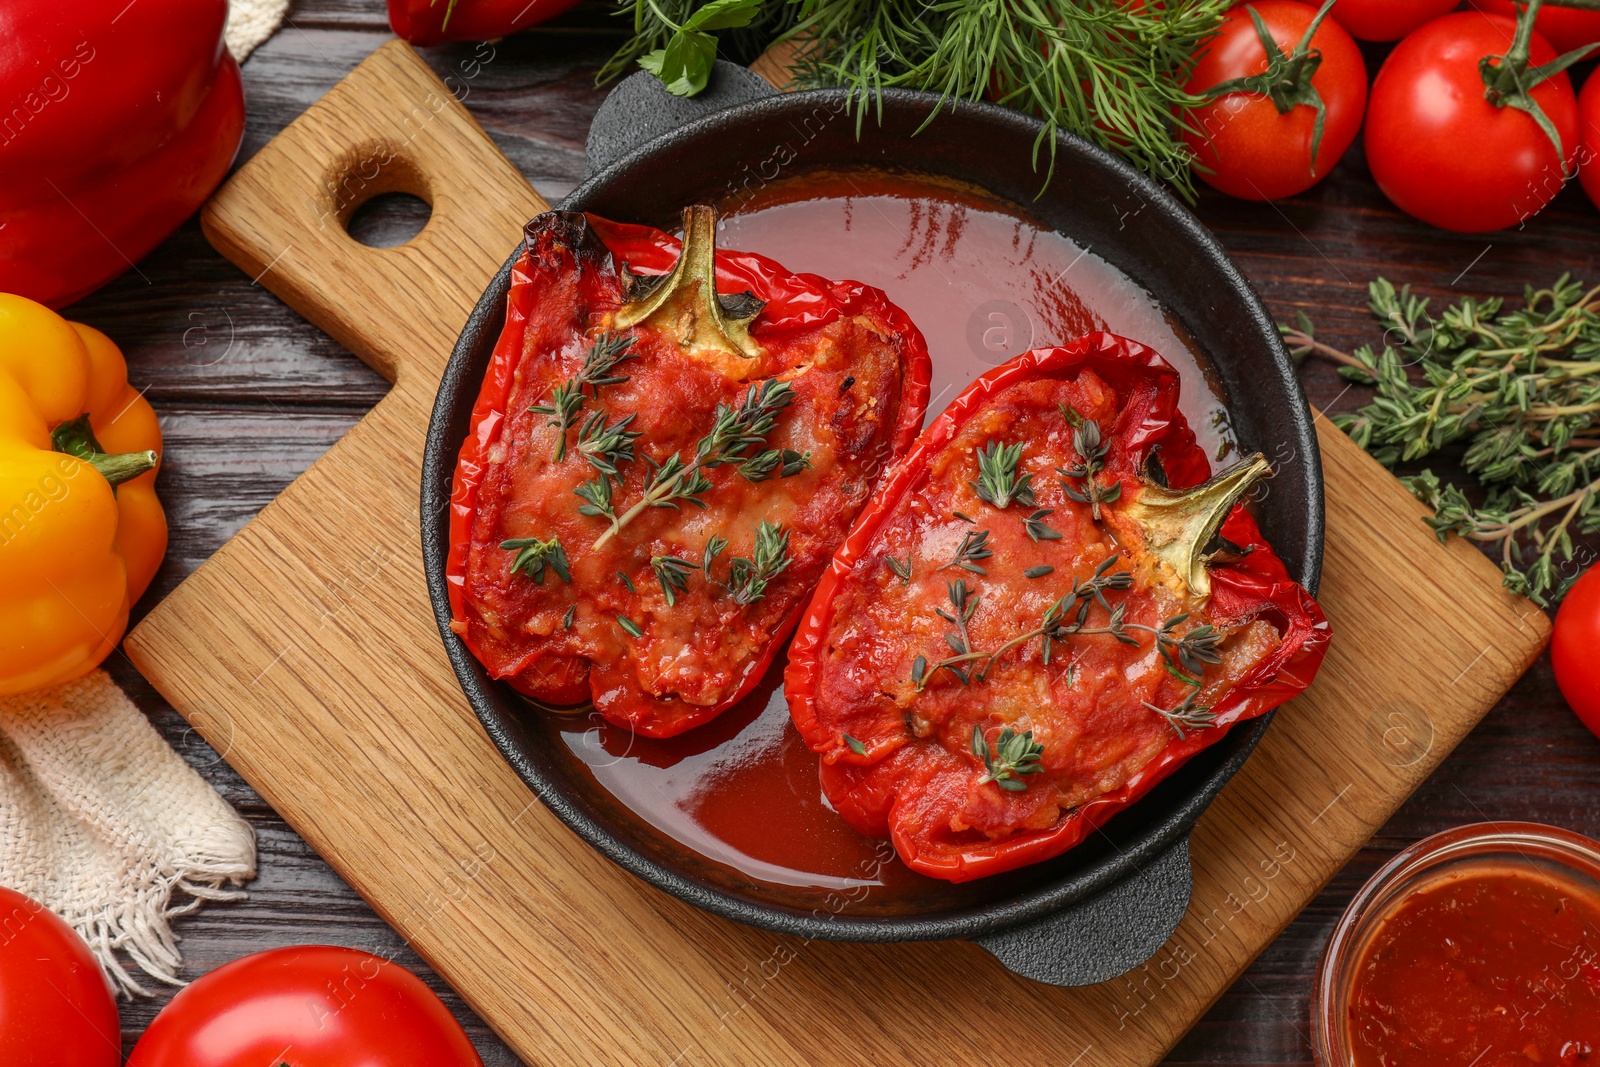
{"left": 785, "top": 333, "right": 1329, "bottom": 882}
{"left": 449, "top": 207, "right": 930, "bottom": 737}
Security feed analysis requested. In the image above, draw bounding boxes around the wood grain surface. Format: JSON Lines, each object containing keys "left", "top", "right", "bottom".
{"left": 74, "top": 2, "right": 1600, "bottom": 1061}
{"left": 128, "top": 24, "right": 1548, "bottom": 1067}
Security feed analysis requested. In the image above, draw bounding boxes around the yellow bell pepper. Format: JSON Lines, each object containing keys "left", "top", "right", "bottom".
{"left": 0, "top": 293, "right": 167, "bottom": 695}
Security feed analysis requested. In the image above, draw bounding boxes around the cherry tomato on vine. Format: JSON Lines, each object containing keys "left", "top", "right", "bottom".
{"left": 1182, "top": 0, "right": 1367, "bottom": 200}
{"left": 1330, "top": 0, "right": 1461, "bottom": 42}
{"left": 1579, "top": 66, "right": 1600, "bottom": 211}
{"left": 0, "top": 886, "right": 119, "bottom": 1066}
{"left": 126, "top": 946, "right": 483, "bottom": 1067}
{"left": 1366, "top": 11, "right": 1582, "bottom": 232}
{"left": 1471, "top": 0, "right": 1600, "bottom": 52}
{"left": 1554, "top": 565, "right": 1600, "bottom": 740}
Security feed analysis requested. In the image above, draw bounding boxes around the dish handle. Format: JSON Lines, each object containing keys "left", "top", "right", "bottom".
{"left": 974, "top": 833, "right": 1193, "bottom": 987}
{"left": 585, "top": 62, "right": 778, "bottom": 178}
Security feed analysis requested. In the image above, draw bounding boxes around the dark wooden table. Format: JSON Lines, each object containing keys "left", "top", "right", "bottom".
{"left": 81, "top": 2, "right": 1600, "bottom": 1061}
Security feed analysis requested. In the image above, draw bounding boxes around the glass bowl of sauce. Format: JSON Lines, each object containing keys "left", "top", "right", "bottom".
{"left": 1313, "top": 822, "right": 1600, "bottom": 1067}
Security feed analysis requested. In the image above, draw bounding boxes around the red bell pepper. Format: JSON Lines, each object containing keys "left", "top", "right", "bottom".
{"left": 0, "top": 0, "right": 244, "bottom": 308}
{"left": 387, "top": 0, "right": 583, "bottom": 46}
{"left": 448, "top": 208, "right": 930, "bottom": 737}
{"left": 785, "top": 333, "right": 1330, "bottom": 882}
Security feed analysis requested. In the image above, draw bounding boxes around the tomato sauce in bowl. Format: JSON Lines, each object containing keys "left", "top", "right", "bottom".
{"left": 1315, "top": 823, "right": 1600, "bottom": 1067}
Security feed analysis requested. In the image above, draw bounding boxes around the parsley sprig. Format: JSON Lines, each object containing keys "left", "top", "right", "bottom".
{"left": 529, "top": 332, "right": 637, "bottom": 462}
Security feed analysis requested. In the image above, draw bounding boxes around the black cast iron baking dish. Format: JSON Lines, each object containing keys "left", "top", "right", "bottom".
{"left": 421, "top": 69, "right": 1324, "bottom": 987}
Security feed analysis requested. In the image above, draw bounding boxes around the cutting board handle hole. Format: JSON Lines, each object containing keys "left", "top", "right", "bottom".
{"left": 325, "top": 142, "right": 434, "bottom": 249}
{"left": 348, "top": 192, "right": 432, "bottom": 249}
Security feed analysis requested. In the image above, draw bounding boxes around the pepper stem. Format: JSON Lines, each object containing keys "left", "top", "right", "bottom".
{"left": 1122, "top": 453, "right": 1272, "bottom": 603}
{"left": 50, "top": 414, "right": 158, "bottom": 488}
{"left": 611, "top": 205, "right": 764, "bottom": 369}
{"left": 83, "top": 450, "right": 159, "bottom": 486}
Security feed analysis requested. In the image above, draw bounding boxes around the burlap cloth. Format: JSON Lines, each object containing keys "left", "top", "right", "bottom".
{"left": 0, "top": 672, "right": 256, "bottom": 994}
{"left": 226, "top": 0, "right": 290, "bottom": 63}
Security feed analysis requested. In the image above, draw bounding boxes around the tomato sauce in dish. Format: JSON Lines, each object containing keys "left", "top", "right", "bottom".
{"left": 529, "top": 171, "right": 1240, "bottom": 900}
{"left": 1348, "top": 865, "right": 1600, "bottom": 1066}
{"left": 718, "top": 171, "right": 1235, "bottom": 459}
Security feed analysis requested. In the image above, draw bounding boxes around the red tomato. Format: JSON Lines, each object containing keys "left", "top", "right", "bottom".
{"left": 1471, "top": 0, "right": 1600, "bottom": 52}
{"left": 1183, "top": 1, "right": 1367, "bottom": 200}
{"left": 1330, "top": 0, "right": 1461, "bottom": 41}
{"left": 1554, "top": 565, "right": 1600, "bottom": 739}
{"left": 1581, "top": 67, "right": 1600, "bottom": 211}
{"left": 1365, "top": 12, "right": 1578, "bottom": 232}
{"left": 127, "top": 946, "right": 482, "bottom": 1067}
{"left": 0, "top": 886, "right": 119, "bottom": 1066}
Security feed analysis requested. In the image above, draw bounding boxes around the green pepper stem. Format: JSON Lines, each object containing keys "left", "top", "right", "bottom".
{"left": 82, "top": 449, "right": 159, "bottom": 487}
{"left": 1122, "top": 452, "right": 1272, "bottom": 603}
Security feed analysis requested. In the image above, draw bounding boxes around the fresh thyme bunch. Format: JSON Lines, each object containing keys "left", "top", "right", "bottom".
{"left": 1284, "top": 275, "right": 1600, "bottom": 606}
{"left": 602, "top": 0, "right": 1232, "bottom": 199}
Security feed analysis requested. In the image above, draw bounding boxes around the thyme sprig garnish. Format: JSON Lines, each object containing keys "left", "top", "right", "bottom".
{"left": 651, "top": 555, "right": 695, "bottom": 606}
{"left": 575, "top": 474, "right": 616, "bottom": 523}
{"left": 940, "top": 529, "right": 993, "bottom": 574}
{"left": 907, "top": 555, "right": 1222, "bottom": 694}
{"left": 934, "top": 579, "right": 981, "bottom": 680}
{"left": 911, "top": 579, "right": 985, "bottom": 690}
{"left": 530, "top": 332, "right": 637, "bottom": 461}
{"left": 1058, "top": 405, "right": 1123, "bottom": 521}
{"left": 1285, "top": 274, "right": 1600, "bottom": 604}
{"left": 886, "top": 554, "right": 912, "bottom": 583}
{"left": 972, "top": 440, "right": 1035, "bottom": 509}
{"left": 590, "top": 378, "right": 807, "bottom": 548}
{"left": 1151, "top": 613, "right": 1222, "bottom": 677}
{"left": 972, "top": 726, "right": 1046, "bottom": 792}
{"left": 501, "top": 535, "right": 571, "bottom": 584}
{"left": 979, "top": 556, "right": 1137, "bottom": 675}
{"left": 725, "top": 520, "right": 793, "bottom": 605}
{"left": 1144, "top": 689, "right": 1215, "bottom": 740}
{"left": 702, "top": 534, "right": 728, "bottom": 577}
{"left": 1023, "top": 508, "right": 1063, "bottom": 542}
{"left": 575, "top": 410, "right": 641, "bottom": 481}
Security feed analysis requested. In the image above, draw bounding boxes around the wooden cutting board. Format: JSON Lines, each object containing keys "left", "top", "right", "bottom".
{"left": 125, "top": 41, "right": 1549, "bottom": 1066}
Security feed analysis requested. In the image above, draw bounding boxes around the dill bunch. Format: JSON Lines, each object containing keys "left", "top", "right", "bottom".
{"left": 1285, "top": 276, "right": 1600, "bottom": 606}
{"left": 602, "top": 0, "right": 1233, "bottom": 199}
